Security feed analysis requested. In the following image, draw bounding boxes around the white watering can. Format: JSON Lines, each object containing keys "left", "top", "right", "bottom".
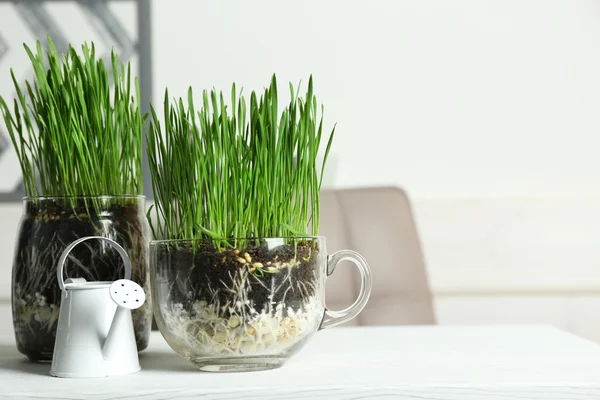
{"left": 50, "top": 236, "right": 146, "bottom": 378}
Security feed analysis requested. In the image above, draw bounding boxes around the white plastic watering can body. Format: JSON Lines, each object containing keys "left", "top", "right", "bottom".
{"left": 50, "top": 280, "right": 140, "bottom": 378}
{"left": 49, "top": 236, "right": 142, "bottom": 378}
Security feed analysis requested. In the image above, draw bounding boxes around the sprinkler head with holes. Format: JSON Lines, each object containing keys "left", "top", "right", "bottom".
{"left": 110, "top": 279, "right": 146, "bottom": 309}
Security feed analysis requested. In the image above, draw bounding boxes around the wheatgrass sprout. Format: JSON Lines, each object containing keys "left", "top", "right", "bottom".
{"left": 147, "top": 75, "right": 334, "bottom": 246}
{"left": 0, "top": 38, "right": 144, "bottom": 201}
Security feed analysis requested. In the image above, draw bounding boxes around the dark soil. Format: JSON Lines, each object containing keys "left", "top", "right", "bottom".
{"left": 12, "top": 198, "right": 151, "bottom": 361}
{"left": 156, "top": 240, "right": 321, "bottom": 318}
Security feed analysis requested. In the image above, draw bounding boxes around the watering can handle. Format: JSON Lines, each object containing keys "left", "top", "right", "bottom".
{"left": 57, "top": 236, "right": 132, "bottom": 291}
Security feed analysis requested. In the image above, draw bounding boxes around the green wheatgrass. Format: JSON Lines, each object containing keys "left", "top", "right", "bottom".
{"left": 0, "top": 38, "right": 143, "bottom": 200}
{"left": 147, "top": 74, "right": 334, "bottom": 246}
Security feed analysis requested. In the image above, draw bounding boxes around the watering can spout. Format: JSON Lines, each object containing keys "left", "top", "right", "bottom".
{"left": 103, "top": 279, "right": 146, "bottom": 361}
{"left": 102, "top": 307, "right": 130, "bottom": 360}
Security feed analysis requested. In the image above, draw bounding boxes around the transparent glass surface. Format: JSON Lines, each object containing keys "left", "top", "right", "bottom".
{"left": 151, "top": 237, "right": 328, "bottom": 372}
{"left": 12, "top": 196, "right": 151, "bottom": 361}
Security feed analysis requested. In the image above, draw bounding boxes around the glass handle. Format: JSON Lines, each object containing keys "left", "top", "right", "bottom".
{"left": 320, "top": 250, "right": 372, "bottom": 329}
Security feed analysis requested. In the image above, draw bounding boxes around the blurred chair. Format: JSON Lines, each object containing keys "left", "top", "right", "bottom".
{"left": 320, "top": 186, "right": 436, "bottom": 325}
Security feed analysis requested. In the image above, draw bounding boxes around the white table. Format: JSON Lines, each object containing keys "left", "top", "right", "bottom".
{"left": 1, "top": 325, "right": 600, "bottom": 399}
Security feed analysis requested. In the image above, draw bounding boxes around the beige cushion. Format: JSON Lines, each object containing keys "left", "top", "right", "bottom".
{"left": 319, "top": 186, "right": 436, "bottom": 325}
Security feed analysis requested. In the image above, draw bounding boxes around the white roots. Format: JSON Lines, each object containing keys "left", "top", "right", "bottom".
{"left": 161, "top": 296, "right": 322, "bottom": 357}
{"left": 14, "top": 285, "right": 59, "bottom": 330}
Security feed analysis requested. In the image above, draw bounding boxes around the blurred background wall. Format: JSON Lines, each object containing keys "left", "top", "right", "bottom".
{"left": 2, "top": 0, "right": 600, "bottom": 341}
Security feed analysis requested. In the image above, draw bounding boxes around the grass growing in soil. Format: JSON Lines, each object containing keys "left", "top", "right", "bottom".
{"left": 0, "top": 38, "right": 143, "bottom": 201}
{"left": 147, "top": 74, "right": 334, "bottom": 247}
